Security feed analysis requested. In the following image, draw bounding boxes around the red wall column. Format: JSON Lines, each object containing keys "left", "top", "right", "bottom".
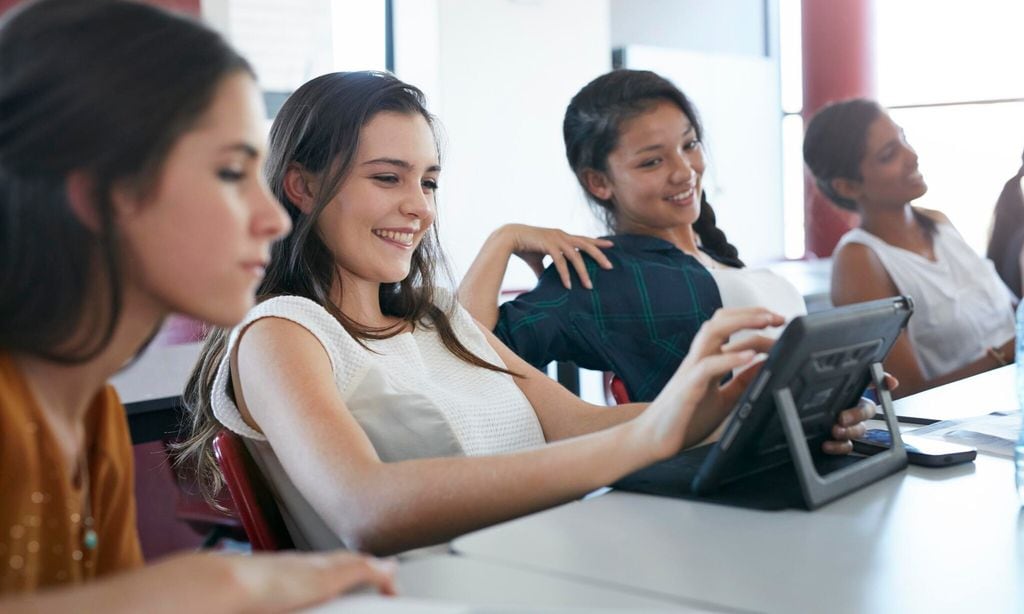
{"left": 801, "top": 0, "right": 876, "bottom": 257}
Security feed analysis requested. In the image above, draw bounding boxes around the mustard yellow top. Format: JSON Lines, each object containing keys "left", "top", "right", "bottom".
{"left": 0, "top": 353, "right": 143, "bottom": 593}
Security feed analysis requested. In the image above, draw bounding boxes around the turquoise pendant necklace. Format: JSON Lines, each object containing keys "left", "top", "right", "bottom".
{"left": 79, "top": 452, "right": 98, "bottom": 551}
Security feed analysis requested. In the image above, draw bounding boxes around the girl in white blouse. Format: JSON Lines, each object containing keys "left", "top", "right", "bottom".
{"left": 804, "top": 98, "right": 1015, "bottom": 398}
{"left": 178, "top": 71, "right": 876, "bottom": 555}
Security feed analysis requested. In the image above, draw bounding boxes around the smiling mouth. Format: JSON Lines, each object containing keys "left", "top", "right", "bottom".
{"left": 241, "top": 262, "right": 267, "bottom": 278}
{"left": 373, "top": 229, "right": 415, "bottom": 247}
{"left": 665, "top": 187, "right": 696, "bottom": 203}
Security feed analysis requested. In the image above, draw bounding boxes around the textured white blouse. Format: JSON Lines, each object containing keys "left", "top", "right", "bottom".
{"left": 835, "top": 223, "right": 1015, "bottom": 380}
{"left": 211, "top": 290, "right": 545, "bottom": 549}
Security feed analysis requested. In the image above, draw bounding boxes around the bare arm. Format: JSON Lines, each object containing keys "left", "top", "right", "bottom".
{"left": 0, "top": 551, "right": 395, "bottom": 614}
{"left": 831, "top": 242, "right": 1010, "bottom": 398}
{"left": 458, "top": 224, "right": 613, "bottom": 328}
{"left": 231, "top": 310, "right": 771, "bottom": 555}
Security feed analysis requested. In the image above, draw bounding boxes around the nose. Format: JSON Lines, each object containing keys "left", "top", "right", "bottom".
{"left": 669, "top": 152, "right": 696, "bottom": 185}
{"left": 253, "top": 182, "right": 291, "bottom": 240}
{"left": 399, "top": 184, "right": 435, "bottom": 224}
{"left": 905, "top": 144, "right": 919, "bottom": 166}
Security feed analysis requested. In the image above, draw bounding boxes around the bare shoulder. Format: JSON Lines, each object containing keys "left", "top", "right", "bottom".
{"left": 831, "top": 241, "right": 900, "bottom": 305}
{"left": 236, "top": 316, "right": 332, "bottom": 369}
{"left": 915, "top": 207, "right": 951, "bottom": 225}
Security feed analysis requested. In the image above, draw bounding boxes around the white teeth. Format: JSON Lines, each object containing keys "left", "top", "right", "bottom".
{"left": 667, "top": 189, "right": 694, "bottom": 202}
{"left": 373, "top": 229, "right": 414, "bottom": 245}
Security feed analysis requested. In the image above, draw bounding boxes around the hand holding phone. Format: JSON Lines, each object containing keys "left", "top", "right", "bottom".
{"left": 853, "top": 429, "right": 976, "bottom": 467}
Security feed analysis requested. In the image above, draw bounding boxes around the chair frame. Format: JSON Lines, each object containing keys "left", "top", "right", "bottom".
{"left": 212, "top": 429, "right": 294, "bottom": 551}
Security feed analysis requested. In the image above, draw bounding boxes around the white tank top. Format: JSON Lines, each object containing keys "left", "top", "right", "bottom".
{"left": 211, "top": 290, "right": 545, "bottom": 550}
{"left": 835, "top": 224, "right": 1015, "bottom": 380}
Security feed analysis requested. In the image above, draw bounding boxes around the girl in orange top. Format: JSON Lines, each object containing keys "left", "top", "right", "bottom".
{"left": 0, "top": 0, "right": 394, "bottom": 610}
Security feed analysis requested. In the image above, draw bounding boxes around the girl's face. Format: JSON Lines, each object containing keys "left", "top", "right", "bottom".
{"left": 585, "top": 99, "right": 705, "bottom": 239}
{"left": 317, "top": 111, "right": 438, "bottom": 288}
{"left": 848, "top": 113, "right": 928, "bottom": 208}
{"left": 114, "top": 72, "right": 291, "bottom": 327}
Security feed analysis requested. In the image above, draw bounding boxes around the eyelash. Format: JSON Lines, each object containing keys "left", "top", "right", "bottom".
{"left": 217, "top": 169, "right": 246, "bottom": 182}
{"left": 373, "top": 175, "right": 440, "bottom": 191}
{"left": 639, "top": 141, "right": 701, "bottom": 168}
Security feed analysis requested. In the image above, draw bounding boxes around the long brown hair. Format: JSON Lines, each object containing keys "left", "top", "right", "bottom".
{"left": 175, "top": 71, "right": 514, "bottom": 503}
{"left": 0, "top": 0, "right": 251, "bottom": 363}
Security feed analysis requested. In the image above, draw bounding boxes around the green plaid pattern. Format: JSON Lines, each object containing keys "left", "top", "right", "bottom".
{"left": 495, "top": 234, "right": 737, "bottom": 402}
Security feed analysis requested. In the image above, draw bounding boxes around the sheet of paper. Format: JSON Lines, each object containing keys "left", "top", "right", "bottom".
{"left": 909, "top": 410, "right": 1021, "bottom": 457}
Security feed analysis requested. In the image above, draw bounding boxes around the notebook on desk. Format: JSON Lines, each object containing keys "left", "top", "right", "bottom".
{"left": 614, "top": 297, "right": 914, "bottom": 510}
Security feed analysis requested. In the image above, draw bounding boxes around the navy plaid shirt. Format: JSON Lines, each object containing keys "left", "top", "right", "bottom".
{"left": 494, "top": 234, "right": 740, "bottom": 402}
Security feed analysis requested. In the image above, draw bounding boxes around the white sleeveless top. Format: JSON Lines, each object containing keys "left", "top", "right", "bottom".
{"left": 211, "top": 291, "right": 546, "bottom": 550}
{"left": 835, "top": 224, "right": 1015, "bottom": 380}
{"left": 708, "top": 267, "right": 808, "bottom": 341}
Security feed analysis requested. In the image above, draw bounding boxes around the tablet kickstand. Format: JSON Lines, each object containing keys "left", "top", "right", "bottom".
{"left": 774, "top": 362, "right": 909, "bottom": 509}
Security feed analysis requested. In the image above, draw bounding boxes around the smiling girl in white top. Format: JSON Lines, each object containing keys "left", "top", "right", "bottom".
{"left": 177, "top": 71, "right": 876, "bottom": 555}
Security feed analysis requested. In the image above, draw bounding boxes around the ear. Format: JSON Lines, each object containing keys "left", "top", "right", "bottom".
{"left": 283, "top": 163, "right": 317, "bottom": 214}
{"left": 581, "top": 168, "right": 614, "bottom": 201}
{"left": 831, "top": 177, "right": 862, "bottom": 202}
{"left": 65, "top": 171, "right": 103, "bottom": 232}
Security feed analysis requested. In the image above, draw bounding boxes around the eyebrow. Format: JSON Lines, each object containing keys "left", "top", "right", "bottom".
{"left": 631, "top": 126, "right": 696, "bottom": 156}
{"left": 363, "top": 157, "right": 441, "bottom": 172}
{"left": 220, "top": 143, "right": 259, "bottom": 158}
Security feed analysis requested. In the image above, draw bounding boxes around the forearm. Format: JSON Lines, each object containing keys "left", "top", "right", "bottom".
{"left": 324, "top": 421, "right": 657, "bottom": 555}
{"left": 916, "top": 348, "right": 1011, "bottom": 397}
{"left": 458, "top": 226, "right": 516, "bottom": 329}
{"left": 0, "top": 555, "right": 253, "bottom": 614}
{"left": 542, "top": 401, "right": 647, "bottom": 440}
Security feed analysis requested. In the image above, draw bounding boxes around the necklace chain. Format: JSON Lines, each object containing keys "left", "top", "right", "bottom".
{"left": 77, "top": 448, "right": 98, "bottom": 551}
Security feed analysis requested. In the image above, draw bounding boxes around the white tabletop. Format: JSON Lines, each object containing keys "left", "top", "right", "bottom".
{"left": 453, "top": 456, "right": 1022, "bottom": 613}
{"left": 893, "top": 364, "right": 1018, "bottom": 423}
{"left": 453, "top": 367, "right": 1024, "bottom": 613}
{"left": 310, "top": 555, "right": 699, "bottom": 612}
{"left": 109, "top": 341, "right": 202, "bottom": 406}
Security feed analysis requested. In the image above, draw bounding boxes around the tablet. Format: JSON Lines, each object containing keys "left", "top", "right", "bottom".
{"left": 690, "top": 295, "right": 913, "bottom": 499}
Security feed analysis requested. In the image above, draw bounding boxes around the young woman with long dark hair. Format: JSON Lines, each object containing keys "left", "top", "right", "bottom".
{"left": 803, "top": 98, "right": 1015, "bottom": 398}
{"left": 177, "top": 70, "right": 874, "bottom": 556}
{"left": 0, "top": 1, "right": 394, "bottom": 609}
{"left": 459, "top": 69, "right": 807, "bottom": 403}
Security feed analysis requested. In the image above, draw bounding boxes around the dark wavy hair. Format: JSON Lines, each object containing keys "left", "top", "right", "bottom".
{"left": 803, "top": 97, "right": 935, "bottom": 233}
{"left": 985, "top": 148, "right": 1024, "bottom": 296}
{"left": 0, "top": 0, "right": 251, "bottom": 362}
{"left": 177, "top": 72, "right": 514, "bottom": 504}
{"left": 563, "top": 69, "right": 742, "bottom": 264}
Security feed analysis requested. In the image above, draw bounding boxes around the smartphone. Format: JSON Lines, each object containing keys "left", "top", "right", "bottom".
{"left": 852, "top": 429, "right": 977, "bottom": 467}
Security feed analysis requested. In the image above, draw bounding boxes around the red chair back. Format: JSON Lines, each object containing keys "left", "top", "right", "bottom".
{"left": 212, "top": 429, "right": 294, "bottom": 551}
{"left": 607, "top": 373, "right": 631, "bottom": 405}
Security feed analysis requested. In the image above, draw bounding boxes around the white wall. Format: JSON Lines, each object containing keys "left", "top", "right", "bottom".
{"left": 611, "top": 0, "right": 769, "bottom": 57}
{"left": 393, "top": 0, "right": 612, "bottom": 289}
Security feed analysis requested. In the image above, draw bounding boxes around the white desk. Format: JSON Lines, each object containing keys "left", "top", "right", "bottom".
{"left": 453, "top": 372, "right": 1024, "bottom": 614}
{"left": 109, "top": 341, "right": 202, "bottom": 442}
{"left": 763, "top": 258, "right": 833, "bottom": 313}
{"left": 893, "top": 364, "right": 1018, "bottom": 423}
{"left": 312, "top": 555, "right": 699, "bottom": 612}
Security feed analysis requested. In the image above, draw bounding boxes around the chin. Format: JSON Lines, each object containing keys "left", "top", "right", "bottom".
{"left": 187, "top": 296, "right": 253, "bottom": 329}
